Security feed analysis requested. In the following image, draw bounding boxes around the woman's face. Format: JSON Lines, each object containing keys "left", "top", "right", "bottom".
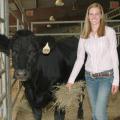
{"left": 88, "top": 7, "right": 102, "bottom": 26}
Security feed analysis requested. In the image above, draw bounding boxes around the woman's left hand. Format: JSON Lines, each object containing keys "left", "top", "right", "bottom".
{"left": 111, "top": 85, "right": 119, "bottom": 95}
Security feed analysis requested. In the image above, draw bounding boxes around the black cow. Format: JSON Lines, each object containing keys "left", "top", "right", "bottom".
{"left": 26, "top": 36, "right": 85, "bottom": 120}
{"left": 0, "top": 32, "right": 85, "bottom": 120}
{"left": 11, "top": 30, "right": 44, "bottom": 119}
{"left": 0, "top": 31, "right": 41, "bottom": 119}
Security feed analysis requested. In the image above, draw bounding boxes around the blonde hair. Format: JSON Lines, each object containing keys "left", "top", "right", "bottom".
{"left": 81, "top": 3, "right": 105, "bottom": 39}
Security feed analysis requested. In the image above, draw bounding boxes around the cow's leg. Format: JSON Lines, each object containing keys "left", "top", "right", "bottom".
{"left": 78, "top": 88, "right": 85, "bottom": 120}
{"left": 24, "top": 87, "right": 42, "bottom": 120}
{"left": 32, "top": 108, "right": 42, "bottom": 120}
{"left": 78, "top": 101, "right": 84, "bottom": 120}
{"left": 54, "top": 107, "right": 65, "bottom": 120}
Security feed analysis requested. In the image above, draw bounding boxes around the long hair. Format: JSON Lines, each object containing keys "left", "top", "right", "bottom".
{"left": 81, "top": 3, "right": 105, "bottom": 39}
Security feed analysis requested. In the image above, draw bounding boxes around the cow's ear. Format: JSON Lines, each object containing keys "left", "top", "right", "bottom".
{"left": 8, "top": 37, "right": 14, "bottom": 50}
{"left": 0, "top": 34, "right": 10, "bottom": 55}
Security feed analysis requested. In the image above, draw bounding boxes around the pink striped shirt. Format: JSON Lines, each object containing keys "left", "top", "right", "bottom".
{"left": 68, "top": 26, "right": 119, "bottom": 86}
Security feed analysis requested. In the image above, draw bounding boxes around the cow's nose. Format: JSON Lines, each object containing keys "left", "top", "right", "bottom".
{"left": 16, "top": 69, "right": 27, "bottom": 76}
{"left": 14, "top": 69, "right": 29, "bottom": 81}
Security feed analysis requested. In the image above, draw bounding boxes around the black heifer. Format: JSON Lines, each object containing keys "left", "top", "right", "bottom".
{"left": 0, "top": 30, "right": 42, "bottom": 119}
{"left": 11, "top": 30, "right": 45, "bottom": 119}
{"left": 26, "top": 36, "right": 85, "bottom": 120}
{"left": 0, "top": 33, "right": 85, "bottom": 120}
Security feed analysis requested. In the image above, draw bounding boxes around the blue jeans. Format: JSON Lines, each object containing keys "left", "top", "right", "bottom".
{"left": 85, "top": 70, "right": 113, "bottom": 120}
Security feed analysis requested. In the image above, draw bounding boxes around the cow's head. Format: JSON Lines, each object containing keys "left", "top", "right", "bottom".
{"left": 11, "top": 30, "right": 35, "bottom": 81}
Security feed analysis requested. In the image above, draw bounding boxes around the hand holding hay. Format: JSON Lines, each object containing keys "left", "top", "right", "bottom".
{"left": 53, "top": 81, "right": 85, "bottom": 120}
{"left": 66, "top": 83, "right": 74, "bottom": 91}
{"left": 53, "top": 81, "right": 85, "bottom": 109}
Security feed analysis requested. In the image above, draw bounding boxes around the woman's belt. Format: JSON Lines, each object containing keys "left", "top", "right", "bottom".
{"left": 85, "top": 69, "right": 113, "bottom": 78}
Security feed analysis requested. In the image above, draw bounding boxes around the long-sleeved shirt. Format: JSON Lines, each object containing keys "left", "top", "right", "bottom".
{"left": 68, "top": 26, "right": 119, "bottom": 86}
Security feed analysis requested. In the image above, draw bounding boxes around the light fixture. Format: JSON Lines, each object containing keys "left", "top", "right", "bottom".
{"left": 49, "top": 16, "right": 55, "bottom": 21}
{"left": 72, "top": 3, "right": 76, "bottom": 11}
{"left": 46, "top": 24, "right": 52, "bottom": 28}
{"left": 72, "top": 0, "right": 78, "bottom": 11}
{"left": 46, "top": 16, "right": 55, "bottom": 28}
{"left": 55, "top": 0, "right": 64, "bottom": 6}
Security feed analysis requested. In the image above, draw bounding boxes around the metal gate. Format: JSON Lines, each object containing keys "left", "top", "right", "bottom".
{"left": 0, "top": 0, "right": 28, "bottom": 120}
{"left": 31, "top": 20, "right": 120, "bottom": 45}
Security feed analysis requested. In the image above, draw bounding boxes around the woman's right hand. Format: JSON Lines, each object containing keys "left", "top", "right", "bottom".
{"left": 66, "top": 83, "right": 73, "bottom": 91}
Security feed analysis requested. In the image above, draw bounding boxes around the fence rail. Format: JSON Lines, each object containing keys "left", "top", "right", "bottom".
{"left": 105, "top": 7, "right": 120, "bottom": 19}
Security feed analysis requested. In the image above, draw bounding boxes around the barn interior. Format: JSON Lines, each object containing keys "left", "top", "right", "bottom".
{"left": 0, "top": 0, "right": 120, "bottom": 120}
{"left": 8, "top": 0, "right": 120, "bottom": 36}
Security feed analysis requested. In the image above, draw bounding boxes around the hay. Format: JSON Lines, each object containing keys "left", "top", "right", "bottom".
{"left": 15, "top": 99, "right": 34, "bottom": 120}
{"left": 42, "top": 105, "right": 54, "bottom": 120}
{"left": 64, "top": 103, "right": 79, "bottom": 120}
{"left": 53, "top": 81, "right": 85, "bottom": 109}
{"left": 15, "top": 99, "right": 55, "bottom": 120}
{"left": 0, "top": 117, "right": 3, "bottom": 120}
{"left": 15, "top": 81, "right": 86, "bottom": 120}
{"left": 53, "top": 81, "right": 85, "bottom": 120}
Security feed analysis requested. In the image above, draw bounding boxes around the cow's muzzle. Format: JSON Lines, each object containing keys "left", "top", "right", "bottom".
{"left": 14, "top": 69, "right": 29, "bottom": 81}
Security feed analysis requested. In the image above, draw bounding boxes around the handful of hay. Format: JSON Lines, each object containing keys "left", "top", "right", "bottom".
{"left": 53, "top": 81, "right": 85, "bottom": 120}
{"left": 53, "top": 81, "right": 85, "bottom": 109}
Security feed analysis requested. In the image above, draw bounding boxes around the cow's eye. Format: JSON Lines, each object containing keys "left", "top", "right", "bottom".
{"left": 28, "top": 49, "right": 33, "bottom": 54}
{"left": 12, "top": 50, "right": 18, "bottom": 55}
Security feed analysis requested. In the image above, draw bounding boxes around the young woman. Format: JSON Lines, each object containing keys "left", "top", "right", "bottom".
{"left": 66, "top": 3, "right": 119, "bottom": 120}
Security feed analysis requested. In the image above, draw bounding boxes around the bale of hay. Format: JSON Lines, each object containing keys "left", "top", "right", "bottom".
{"left": 15, "top": 99, "right": 34, "bottom": 120}
{"left": 53, "top": 81, "right": 85, "bottom": 120}
{"left": 42, "top": 102, "right": 55, "bottom": 120}
{"left": 15, "top": 98, "right": 55, "bottom": 120}
{"left": 15, "top": 81, "right": 86, "bottom": 120}
{"left": 0, "top": 117, "right": 3, "bottom": 120}
{"left": 64, "top": 103, "right": 79, "bottom": 120}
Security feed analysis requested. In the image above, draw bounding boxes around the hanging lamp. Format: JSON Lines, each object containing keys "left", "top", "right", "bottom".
{"left": 55, "top": 0, "right": 64, "bottom": 6}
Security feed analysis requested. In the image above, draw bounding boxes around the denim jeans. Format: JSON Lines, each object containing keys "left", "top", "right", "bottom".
{"left": 85, "top": 70, "right": 113, "bottom": 120}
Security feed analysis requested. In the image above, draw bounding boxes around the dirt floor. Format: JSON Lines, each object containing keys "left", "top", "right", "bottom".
{"left": 14, "top": 88, "right": 120, "bottom": 120}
